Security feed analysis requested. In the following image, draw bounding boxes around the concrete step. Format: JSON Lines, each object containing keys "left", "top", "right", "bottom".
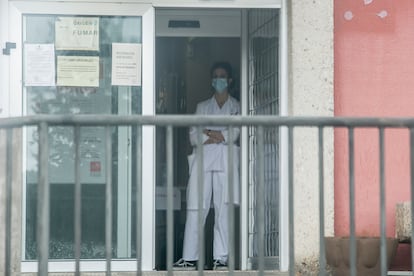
{"left": 388, "top": 272, "right": 413, "bottom": 276}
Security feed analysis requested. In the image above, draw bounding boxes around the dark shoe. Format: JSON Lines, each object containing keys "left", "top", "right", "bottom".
{"left": 213, "top": 259, "right": 228, "bottom": 270}
{"left": 173, "top": 258, "right": 197, "bottom": 270}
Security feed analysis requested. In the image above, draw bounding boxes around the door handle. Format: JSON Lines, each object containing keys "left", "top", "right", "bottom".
{"left": 2, "top": 42, "right": 16, "bottom": 55}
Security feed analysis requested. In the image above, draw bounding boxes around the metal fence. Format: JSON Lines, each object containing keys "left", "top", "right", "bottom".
{"left": 2, "top": 114, "right": 414, "bottom": 276}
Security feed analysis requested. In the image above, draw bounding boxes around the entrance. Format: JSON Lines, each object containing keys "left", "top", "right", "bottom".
{"left": 154, "top": 8, "right": 280, "bottom": 270}
{"left": 154, "top": 35, "right": 241, "bottom": 270}
{"left": 7, "top": 2, "right": 282, "bottom": 272}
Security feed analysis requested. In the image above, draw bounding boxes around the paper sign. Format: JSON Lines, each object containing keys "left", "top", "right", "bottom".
{"left": 57, "top": 56, "right": 99, "bottom": 87}
{"left": 111, "top": 43, "right": 142, "bottom": 86}
{"left": 24, "top": 44, "right": 55, "bottom": 86}
{"left": 55, "top": 17, "right": 99, "bottom": 51}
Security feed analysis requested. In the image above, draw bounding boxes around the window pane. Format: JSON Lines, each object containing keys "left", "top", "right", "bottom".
{"left": 23, "top": 14, "right": 142, "bottom": 260}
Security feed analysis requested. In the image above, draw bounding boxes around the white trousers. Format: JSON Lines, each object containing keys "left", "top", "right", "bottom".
{"left": 182, "top": 171, "right": 228, "bottom": 262}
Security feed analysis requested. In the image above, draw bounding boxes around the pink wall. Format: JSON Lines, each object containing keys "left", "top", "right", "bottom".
{"left": 334, "top": 0, "right": 414, "bottom": 237}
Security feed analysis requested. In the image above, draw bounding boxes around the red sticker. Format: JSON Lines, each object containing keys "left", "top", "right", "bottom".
{"left": 90, "top": 161, "right": 101, "bottom": 172}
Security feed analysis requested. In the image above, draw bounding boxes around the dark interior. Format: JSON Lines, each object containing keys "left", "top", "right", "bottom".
{"left": 155, "top": 36, "right": 241, "bottom": 270}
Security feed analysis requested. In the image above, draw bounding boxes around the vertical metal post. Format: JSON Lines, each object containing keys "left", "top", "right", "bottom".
{"left": 136, "top": 126, "right": 142, "bottom": 276}
{"left": 318, "top": 127, "right": 326, "bottom": 276}
{"left": 197, "top": 126, "right": 205, "bottom": 275}
{"left": 348, "top": 127, "right": 356, "bottom": 276}
{"left": 227, "top": 127, "right": 235, "bottom": 274}
{"left": 105, "top": 126, "right": 113, "bottom": 276}
{"left": 166, "top": 126, "right": 174, "bottom": 275}
{"left": 74, "top": 126, "right": 81, "bottom": 276}
{"left": 379, "top": 127, "right": 387, "bottom": 276}
{"left": 410, "top": 128, "right": 414, "bottom": 273}
{"left": 37, "top": 122, "right": 49, "bottom": 276}
{"left": 5, "top": 128, "right": 13, "bottom": 276}
{"left": 288, "top": 127, "right": 294, "bottom": 276}
{"left": 257, "top": 126, "right": 265, "bottom": 276}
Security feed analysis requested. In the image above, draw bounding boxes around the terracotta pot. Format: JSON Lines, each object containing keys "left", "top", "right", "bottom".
{"left": 325, "top": 237, "right": 398, "bottom": 276}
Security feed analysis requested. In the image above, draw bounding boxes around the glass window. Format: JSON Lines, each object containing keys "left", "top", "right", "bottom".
{"left": 23, "top": 14, "right": 142, "bottom": 260}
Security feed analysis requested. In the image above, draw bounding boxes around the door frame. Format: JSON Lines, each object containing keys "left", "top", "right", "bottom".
{"left": 240, "top": 6, "right": 289, "bottom": 271}
{"left": 0, "top": 0, "right": 8, "bottom": 118}
{"left": 8, "top": 1, "right": 155, "bottom": 272}
{"left": 7, "top": 0, "right": 288, "bottom": 272}
{"left": 152, "top": 1, "right": 288, "bottom": 271}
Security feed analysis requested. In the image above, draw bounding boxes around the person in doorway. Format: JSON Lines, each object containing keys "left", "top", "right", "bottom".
{"left": 173, "top": 62, "right": 240, "bottom": 270}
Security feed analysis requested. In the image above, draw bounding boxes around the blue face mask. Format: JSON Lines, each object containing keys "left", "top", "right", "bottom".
{"left": 212, "top": 78, "right": 228, "bottom": 93}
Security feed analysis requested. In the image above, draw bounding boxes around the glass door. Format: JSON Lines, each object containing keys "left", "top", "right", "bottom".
{"left": 9, "top": 2, "right": 155, "bottom": 271}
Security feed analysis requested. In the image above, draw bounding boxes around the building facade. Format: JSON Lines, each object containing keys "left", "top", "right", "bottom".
{"left": 0, "top": 0, "right": 334, "bottom": 273}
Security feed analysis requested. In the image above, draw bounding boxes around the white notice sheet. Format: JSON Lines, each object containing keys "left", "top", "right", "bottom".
{"left": 111, "top": 43, "right": 142, "bottom": 86}
{"left": 57, "top": 56, "right": 99, "bottom": 87}
{"left": 55, "top": 17, "right": 99, "bottom": 51}
{"left": 24, "top": 44, "right": 55, "bottom": 86}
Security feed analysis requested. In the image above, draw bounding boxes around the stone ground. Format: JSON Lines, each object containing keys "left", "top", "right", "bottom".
{"left": 295, "top": 259, "right": 333, "bottom": 276}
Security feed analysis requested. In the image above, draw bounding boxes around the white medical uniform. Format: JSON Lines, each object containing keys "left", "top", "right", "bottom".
{"left": 182, "top": 95, "right": 240, "bottom": 262}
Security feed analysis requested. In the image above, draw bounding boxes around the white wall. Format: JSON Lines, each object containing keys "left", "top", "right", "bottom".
{"left": 290, "top": 0, "right": 334, "bottom": 264}
{"left": 0, "top": 0, "right": 9, "bottom": 117}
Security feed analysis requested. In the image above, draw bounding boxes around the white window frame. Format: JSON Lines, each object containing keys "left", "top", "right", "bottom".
{"left": 8, "top": 1, "right": 155, "bottom": 272}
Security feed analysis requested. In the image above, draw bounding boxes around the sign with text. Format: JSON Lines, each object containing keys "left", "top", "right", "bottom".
{"left": 57, "top": 56, "right": 99, "bottom": 87}
{"left": 55, "top": 17, "right": 99, "bottom": 51}
{"left": 24, "top": 43, "right": 56, "bottom": 86}
{"left": 111, "top": 43, "right": 142, "bottom": 86}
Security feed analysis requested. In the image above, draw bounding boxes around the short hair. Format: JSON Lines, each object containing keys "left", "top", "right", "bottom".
{"left": 210, "top": 62, "right": 233, "bottom": 79}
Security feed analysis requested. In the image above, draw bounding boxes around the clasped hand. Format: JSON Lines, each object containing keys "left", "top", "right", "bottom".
{"left": 203, "top": 129, "right": 225, "bottom": 144}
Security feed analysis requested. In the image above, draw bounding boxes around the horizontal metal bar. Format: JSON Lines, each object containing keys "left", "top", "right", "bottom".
{"left": 3, "top": 115, "right": 414, "bottom": 128}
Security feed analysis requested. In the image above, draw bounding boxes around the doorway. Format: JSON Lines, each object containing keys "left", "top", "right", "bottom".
{"left": 8, "top": 2, "right": 283, "bottom": 272}
{"left": 154, "top": 35, "right": 241, "bottom": 270}
{"left": 155, "top": 7, "right": 281, "bottom": 271}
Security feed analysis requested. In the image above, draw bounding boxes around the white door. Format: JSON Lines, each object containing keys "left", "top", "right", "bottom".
{"left": 8, "top": 2, "right": 155, "bottom": 272}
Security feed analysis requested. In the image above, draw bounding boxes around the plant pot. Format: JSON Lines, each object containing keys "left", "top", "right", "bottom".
{"left": 325, "top": 237, "right": 398, "bottom": 276}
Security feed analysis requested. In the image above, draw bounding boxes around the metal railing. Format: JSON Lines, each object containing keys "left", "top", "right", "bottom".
{"left": 2, "top": 114, "right": 414, "bottom": 276}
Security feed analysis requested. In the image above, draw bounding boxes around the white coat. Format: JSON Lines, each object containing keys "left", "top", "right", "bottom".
{"left": 186, "top": 95, "right": 240, "bottom": 210}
